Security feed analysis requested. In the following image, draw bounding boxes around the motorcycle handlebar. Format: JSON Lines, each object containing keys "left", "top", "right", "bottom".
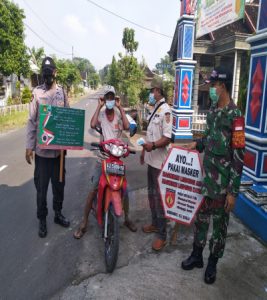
{"left": 91, "top": 142, "right": 101, "bottom": 148}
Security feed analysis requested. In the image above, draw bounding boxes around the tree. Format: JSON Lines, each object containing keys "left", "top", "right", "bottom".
{"left": 122, "top": 28, "right": 138, "bottom": 55}
{"left": 107, "top": 56, "right": 120, "bottom": 91}
{"left": 55, "top": 59, "right": 81, "bottom": 94}
{"left": 29, "top": 47, "right": 45, "bottom": 68}
{"left": 0, "top": 0, "right": 30, "bottom": 77}
{"left": 99, "top": 64, "right": 110, "bottom": 84}
{"left": 88, "top": 72, "right": 100, "bottom": 89}
{"left": 110, "top": 28, "right": 144, "bottom": 107}
{"left": 73, "top": 57, "right": 97, "bottom": 84}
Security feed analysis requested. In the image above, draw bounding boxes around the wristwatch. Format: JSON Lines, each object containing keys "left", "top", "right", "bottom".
{"left": 152, "top": 142, "right": 156, "bottom": 150}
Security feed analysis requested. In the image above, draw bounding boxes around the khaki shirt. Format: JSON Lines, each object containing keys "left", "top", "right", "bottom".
{"left": 26, "top": 84, "right": 69, "bottom": 158}
{"left": 144, "top": 98, "right": 172, "bottom": 169}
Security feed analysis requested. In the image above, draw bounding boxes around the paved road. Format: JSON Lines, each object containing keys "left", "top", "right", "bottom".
{"left": 0, "top": 91, "right": 147, "bottom": 300}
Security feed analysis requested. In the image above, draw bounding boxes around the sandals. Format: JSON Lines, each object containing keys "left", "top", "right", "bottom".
{"left": 73, "top": 226, "right": 87, "bottom": 239}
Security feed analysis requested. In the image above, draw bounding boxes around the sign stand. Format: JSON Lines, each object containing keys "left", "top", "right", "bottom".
{"left": 59, "top": 150, "right": 64, "bottom": 183}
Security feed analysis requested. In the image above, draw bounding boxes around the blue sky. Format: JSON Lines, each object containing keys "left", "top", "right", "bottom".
{"left": 14, "top": 0, "right": 180, "bottom": 70}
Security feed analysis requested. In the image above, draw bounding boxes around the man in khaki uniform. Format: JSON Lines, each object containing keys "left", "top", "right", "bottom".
{"left": 140, "top": 78, "right": 172, "bottom": 251}
{"left": 25, "top": 57, "right": 70, "bottom": 238}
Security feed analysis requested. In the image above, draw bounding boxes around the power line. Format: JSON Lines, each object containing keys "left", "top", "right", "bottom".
{"left": 22, "top": 0, "right": 72, "bottom": 47}
{"left": 84, "top": 0, "right": 172, "bottom": 39}
{"left": 2, "top": 0, "right": 72, "bottom": 56}
{"left": 24, "top": 23, "right": 72, "bottom": 56}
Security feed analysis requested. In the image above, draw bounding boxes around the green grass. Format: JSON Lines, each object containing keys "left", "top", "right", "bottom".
{"left": 0, "top": 110, "right": 28, "bottom": 133}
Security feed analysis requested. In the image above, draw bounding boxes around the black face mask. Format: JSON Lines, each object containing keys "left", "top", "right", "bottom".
{"left": 42, "top": 69, "right": 55, "bottom": 87}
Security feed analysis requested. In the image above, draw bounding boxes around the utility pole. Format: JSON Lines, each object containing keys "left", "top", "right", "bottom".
{"left": 72, "top": 46, "right": 74, "bottom": 61}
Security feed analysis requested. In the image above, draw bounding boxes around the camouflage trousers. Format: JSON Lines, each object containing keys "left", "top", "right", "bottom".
{"left": 194, "top": 197, "right": 229, "bottom": 258}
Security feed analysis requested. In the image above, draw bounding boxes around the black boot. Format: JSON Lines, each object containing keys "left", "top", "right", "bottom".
{"left": 39, "top": 219, "right": 47, "bottom": 238}
{"left": 54, "top": 211, "right": 70, "bottom": 228}
{"left": 204, "top": 254, "right": 218, "bottom": 284}
{"left": 181, "top": 243, "right": 204, "bottom": 270}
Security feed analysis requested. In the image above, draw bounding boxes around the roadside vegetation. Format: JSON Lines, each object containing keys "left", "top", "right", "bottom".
{"left": 0, "top": 110, "right": 28, "bottom": 133}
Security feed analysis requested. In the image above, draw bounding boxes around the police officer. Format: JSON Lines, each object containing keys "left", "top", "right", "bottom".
{"left": 141, "top": 78, "right": 172, "bottom": 251}
{"left": 181, "top": 66, "right": 245, "bottom": 284}
{"left": 26, "top": 57, "right": 70, "bottom": 238}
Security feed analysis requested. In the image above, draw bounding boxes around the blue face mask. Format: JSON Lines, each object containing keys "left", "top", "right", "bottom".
{"left": 106, "top": 100, "right": 115, "bottom": 110}
{"left": 148, "top": 93, "right": 156, "bottom": 105}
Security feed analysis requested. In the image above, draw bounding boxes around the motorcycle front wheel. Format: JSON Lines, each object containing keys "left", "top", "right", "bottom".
{"left": 104, "top": 205, "right": 119, "bottom": 273}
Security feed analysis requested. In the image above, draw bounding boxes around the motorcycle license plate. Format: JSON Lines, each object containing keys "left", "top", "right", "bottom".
{"left": 106, "top": 163, "right": 125, "bottom": 175}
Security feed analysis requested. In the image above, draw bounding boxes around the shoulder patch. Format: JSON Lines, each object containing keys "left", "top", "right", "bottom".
{"left": 232, "top": 116, "right": 245, "bottom": 148}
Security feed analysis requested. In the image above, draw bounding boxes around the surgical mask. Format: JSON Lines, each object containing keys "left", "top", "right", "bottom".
{"left": 106, "top": 100, "right": 115, "bottom": 110}
{"left": 209, "top": 87, "right": 219, "bottom": 105}
{"left": 148, "top": 93, "right": 156, "bottom": 105}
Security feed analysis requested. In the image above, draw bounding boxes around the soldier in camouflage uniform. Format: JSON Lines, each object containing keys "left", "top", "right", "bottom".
{"left": 181, "top": 67, "right": 245, "bottom": 284}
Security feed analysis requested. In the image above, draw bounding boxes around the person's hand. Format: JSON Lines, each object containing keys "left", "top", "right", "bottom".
{"left": 25, "top": 149, "right": 33, "bottom": 164}
{"left": 182, "top": 141, "right": 197, "bottom": 150}
{"left": 115, "top": 96, "right": 121, "bottom": 108}
{"left": 140, "top": 152, "right": 145, "bottom": 165}
{"left": 98, "top": 97, "right": 105, "bottom": 108}
{"left": 143, "top": 143, "right": 153, "bottom": 152}
{"left": 224, "top": 193, "right": 236, "bottom": 213}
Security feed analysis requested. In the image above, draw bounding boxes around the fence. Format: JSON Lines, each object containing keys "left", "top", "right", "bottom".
{"left": 0, "top": 104, "right": 29, "bottom": 116}
{"left": 191, "top": 113, "right": 207, "bottom": 133}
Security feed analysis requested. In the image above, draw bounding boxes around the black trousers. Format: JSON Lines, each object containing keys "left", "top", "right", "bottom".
{"left": 34, "top": 154, "right": 65, "bottom": 220}
{"left": 147, "top": 165, "right": 167, "bottom": 240}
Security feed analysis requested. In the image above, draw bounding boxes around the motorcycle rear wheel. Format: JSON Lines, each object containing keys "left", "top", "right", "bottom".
{"left": 104, "top": 205, "right": 119, "bottom": 273}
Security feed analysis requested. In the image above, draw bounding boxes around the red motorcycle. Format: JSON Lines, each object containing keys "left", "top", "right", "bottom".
{"left": 91, "top": 139, "right": 135, "bottom": 273}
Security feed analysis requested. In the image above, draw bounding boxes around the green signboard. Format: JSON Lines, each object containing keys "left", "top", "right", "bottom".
{"left": 38, "top": 104, "right": 85, "bottom": 150}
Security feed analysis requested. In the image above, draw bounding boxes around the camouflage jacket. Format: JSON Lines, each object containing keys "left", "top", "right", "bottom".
{"left": 196, "top": 100, "right": 245, "bottom": 200}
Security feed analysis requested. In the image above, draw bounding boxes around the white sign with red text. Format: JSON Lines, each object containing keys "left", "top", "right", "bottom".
{"left": 158, "top": 147, "right": 204, "bottom": 225}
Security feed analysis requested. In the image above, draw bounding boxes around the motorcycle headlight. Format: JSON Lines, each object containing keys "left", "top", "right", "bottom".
{"left": 110, "top": 144, "right": 124, "bottom": 157}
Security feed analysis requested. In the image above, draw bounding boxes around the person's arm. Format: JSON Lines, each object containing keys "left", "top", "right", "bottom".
{"left": 91, "top": 97, "right": 105, "bottom": 129}
{"left": 225, "top": 113, "right": 245, "bottom": 212}
{"left": 25, "top": 90, "right": 38, "bottom": 164}
{"left": 143, "top": 136, "right": 171, "bottom": 152}
{"left": 143, "top": 110, "right": 172, "bottom": 152}
{"left": 115, "top": 97, "right": 129, "bottom": 130}
{"left": 194, "top": 113, "right": 210, "bottom": 153}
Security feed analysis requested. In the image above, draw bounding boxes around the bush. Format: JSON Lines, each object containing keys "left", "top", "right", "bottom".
{"left": 21, "top": 86, "right": 32, "bottom": 104}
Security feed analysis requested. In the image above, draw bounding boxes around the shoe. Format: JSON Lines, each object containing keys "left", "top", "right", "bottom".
{"left": 124, "top": 219, "right": 137, "bottom": 232}
{"left": 152, "top": 238, "right": 167, "bottom": 251}
{"left": 54, "top": 212, "right": 70, "bottom": 228}
{"left": 181, "top": 243, "right": 204, "bottom": 270}
{"left": 39, "top": 219, "right": 47, "bottom": 238}
{"left": 142, "top": 224, "right": 158, "bottom": 233}
{"left": 204, "top": 254, "right": 218, "bottom": 284}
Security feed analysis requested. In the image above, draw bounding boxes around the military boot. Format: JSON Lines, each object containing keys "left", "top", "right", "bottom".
{"left": 39, "top": 218, "right": 47, "bottom": 238}
{"left": 181, "top": 243, "right": 204, "bottom": 270}
{"left": 204, "top": 254, "right": 218, "bottom": 284}
{"left": 54, "top": 211, "right": 70, "bottom": 228}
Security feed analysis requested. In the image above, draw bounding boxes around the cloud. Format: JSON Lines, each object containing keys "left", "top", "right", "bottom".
{"left": 63, "top": 15, "right": 87, "bottom": 35}
{"left": 91, "top": 16, "right": 107, "bottom": 35}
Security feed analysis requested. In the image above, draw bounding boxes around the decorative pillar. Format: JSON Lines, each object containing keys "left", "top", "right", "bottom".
{"left": 172, "top": 0, "right": 196, "bottom": 140}
{"left": 232, "top": 50, "right": 242, "bottom": 103}
{"left": 234, "top": 0, "right": 267, "bottom": 242}
{"left": 192, "top": 54, "right": 200, "bottom": 113}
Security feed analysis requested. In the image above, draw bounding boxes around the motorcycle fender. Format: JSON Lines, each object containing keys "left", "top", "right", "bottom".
{"left": 104, "top": 187, "right": 123, "bottom": 217}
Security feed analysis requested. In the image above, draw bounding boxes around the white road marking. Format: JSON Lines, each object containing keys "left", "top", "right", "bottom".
{"left": 0, "top": 165, "right": 8, "bottom": 172}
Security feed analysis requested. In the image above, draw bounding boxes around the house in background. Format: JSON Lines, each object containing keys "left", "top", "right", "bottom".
{"left": 169, "top": 0, "right": 259, "bottom": 113}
